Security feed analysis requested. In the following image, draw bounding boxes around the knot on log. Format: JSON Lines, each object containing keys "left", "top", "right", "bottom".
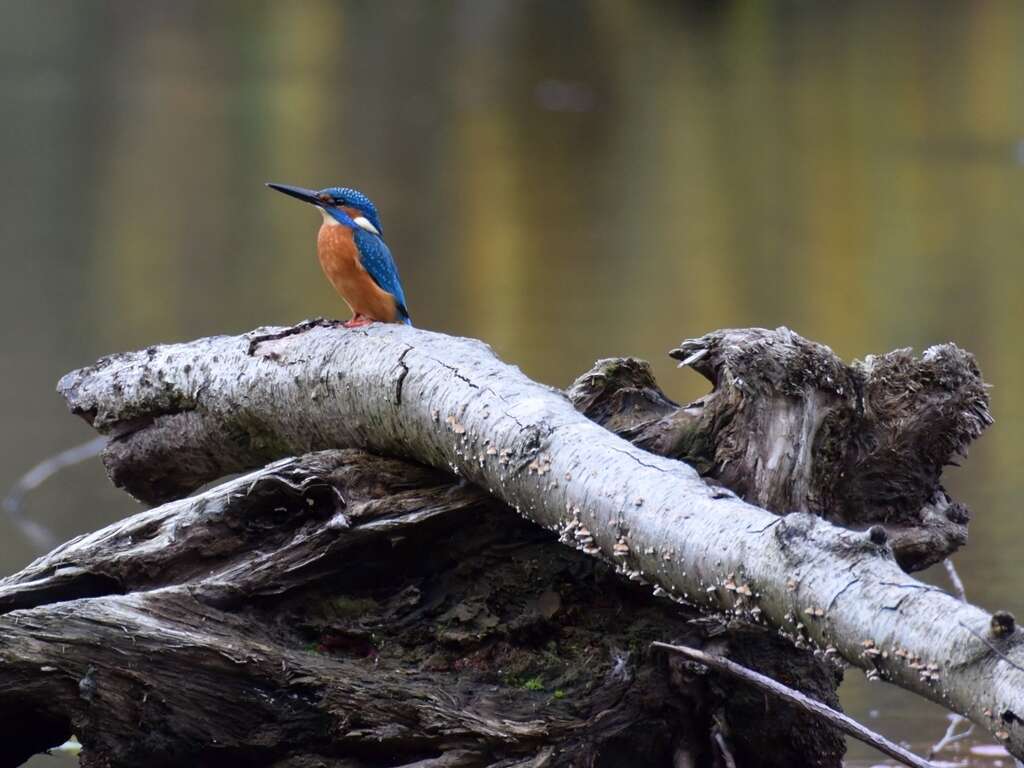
{"left": 867, "top": 525, "right": 889, "bottom": 546}
{"left": 993, "top": 611, "right": 1017, "bottom": 638}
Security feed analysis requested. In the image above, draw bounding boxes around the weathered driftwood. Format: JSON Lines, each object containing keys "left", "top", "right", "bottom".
{"left": 43, "top": 321, "right": 1019, "bottom": 756}
{"left": 1, "top": 322, "right": 1014, "bottom": 764}
{"left": 0, "top": 451, "right": 844, "bottom": 768}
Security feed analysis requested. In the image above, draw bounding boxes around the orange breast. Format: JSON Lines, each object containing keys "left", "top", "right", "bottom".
{"left": 317, "top": 223, "right": 399, "bottom": 322}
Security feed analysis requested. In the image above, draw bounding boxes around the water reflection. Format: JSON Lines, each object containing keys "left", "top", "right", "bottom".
{"left": 3, "top": 2, "right": 1023, "bottom": 765}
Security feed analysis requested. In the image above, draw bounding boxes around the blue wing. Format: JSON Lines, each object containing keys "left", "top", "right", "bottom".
{"left": 354, "top": 228, "right": 412, "bottom": 325}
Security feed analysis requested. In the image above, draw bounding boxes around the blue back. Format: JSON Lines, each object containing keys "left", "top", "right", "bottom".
{"left": 353, "top": 228, "right": 411, "bottom": 325}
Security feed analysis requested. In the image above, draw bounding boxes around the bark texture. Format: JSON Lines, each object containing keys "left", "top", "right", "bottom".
{"left": 2, "top": 321, "right": 1014, "bottom": 763}
{"left": 0, "top": 451, "right": 842, "bottom": 768}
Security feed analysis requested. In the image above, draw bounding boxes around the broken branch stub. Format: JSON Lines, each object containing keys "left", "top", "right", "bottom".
{"left": 569, "top": 327, "right": 990, "bottom": 571}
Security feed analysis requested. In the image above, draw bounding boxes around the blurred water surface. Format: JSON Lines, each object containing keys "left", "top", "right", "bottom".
{"left": 2, "top": 2, "right": 1023, "bottom": 765}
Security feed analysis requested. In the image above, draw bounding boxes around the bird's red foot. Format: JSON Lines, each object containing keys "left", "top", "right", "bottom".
{"left": 342, "top": 314, "right": 375, "bottom": 329}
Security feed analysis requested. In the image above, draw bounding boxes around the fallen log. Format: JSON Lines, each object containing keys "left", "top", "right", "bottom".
{"left": 2, "top": 321, "right": 1018, "bottom": 763}
{"left": 0, "top": 451, "right": 843, "bottom": 767}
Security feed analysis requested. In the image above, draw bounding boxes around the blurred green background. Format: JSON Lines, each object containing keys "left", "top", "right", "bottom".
{"left": 2, "top": 1, "right": 1022, "bottom": 765}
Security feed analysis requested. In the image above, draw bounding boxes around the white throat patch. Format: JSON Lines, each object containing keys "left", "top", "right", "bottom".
{"left": 319, "top": 208, "right": 341, "bottom": 226}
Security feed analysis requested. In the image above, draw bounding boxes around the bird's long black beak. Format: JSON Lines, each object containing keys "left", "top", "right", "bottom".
{"left": 266, "top": 182, "right": 323, "bottom": 205}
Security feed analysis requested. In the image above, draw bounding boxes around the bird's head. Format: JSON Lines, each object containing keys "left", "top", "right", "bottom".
{"left": 266, "top": 182, "right": 384, "bottom": 236}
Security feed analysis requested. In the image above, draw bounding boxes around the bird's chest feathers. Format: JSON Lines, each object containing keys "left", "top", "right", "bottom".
{"left": 317, "top": 221, "right": 363, "bottom": 285}
{"left": 316, "top": 219, "right": 397, "bottom": 320}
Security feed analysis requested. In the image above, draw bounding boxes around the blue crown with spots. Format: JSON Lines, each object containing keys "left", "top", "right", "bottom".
{"left": 320, "top": 187, "right": 384, "bottom": 236}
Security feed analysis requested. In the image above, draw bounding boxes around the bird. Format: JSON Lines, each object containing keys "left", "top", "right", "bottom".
{"left": 266, "top": 182, "right": 411, "bottom": 328}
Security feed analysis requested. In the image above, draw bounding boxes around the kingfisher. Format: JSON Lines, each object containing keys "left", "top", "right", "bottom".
{"left": 266, "top": 182, "right": 411, "bottom": 327}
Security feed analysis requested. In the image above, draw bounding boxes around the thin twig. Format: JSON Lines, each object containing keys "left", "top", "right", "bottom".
{"left": 2, "top": 437, "right": 106, "bottom": 551}
{"left": 928, "top": 714, "right": 974, "bottom": 759}
{"left": 652, "top": 642, "right": 940, "bottom": 768}
{"left": 957, "top": 621, "right": 1024, "bottom": 674}
{"left": 712, "top": 729, "right": 737, "bottom": 768}
{"left": 944, "top": 559, "right": 967, "bottom": 603}
{"left": 929, "top": 562, "right": 971, "bottom": 758}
